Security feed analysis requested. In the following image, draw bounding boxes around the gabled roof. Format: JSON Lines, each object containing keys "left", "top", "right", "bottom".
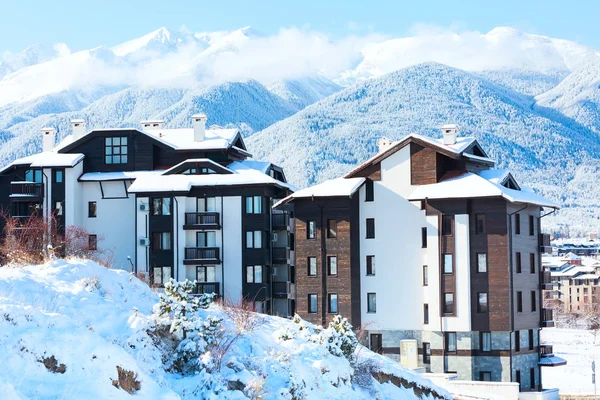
{"left": 274, "top": 177, "right": 365, "bottom": 208}
{"left": 163, "top": 159, "right": 234, "bottom": 175}
{"left": 0, "top": 151, "right": 84, "bottom": 174}
{"left": 79, "top": 170, "right": 164, "bottom": 182}
{"left": 345, "top": 133, "right": 491, "bottom": 178}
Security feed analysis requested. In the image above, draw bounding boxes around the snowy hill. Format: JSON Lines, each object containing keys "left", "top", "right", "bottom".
{"left": 248, "top": 63, "right": 600, "bottom": 234}
{"left": 0, "top": 259, "right": 449, "bottom": 399}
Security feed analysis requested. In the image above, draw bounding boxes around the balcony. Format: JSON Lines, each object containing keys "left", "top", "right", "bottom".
{"left": 183, "top": 247, "right": 220, "bottom": 265}
{"left": 272, "top": 247, "right": 290, "bottom": 264}
{"left": 539, "top": 233, "right": 552, "bottom": 254}
{"left": 542, "top": 308, "right": 555, "bottom": 328}
{"left": 192, "top": 282, "right": 220, "bottom": 297}
{"left": 542, "top": 270, "right": 553, "bottom": 290}
{"left": 272, "top": 213, "right": 290, "bottom": 230}
{"left": 10, "top": 182, "right": 43, "bottom": 199}
{"left": 183, "top": 212, "right": 220, "bottom": 230}
{"left": 272, "top": 281, "right": 296, "bottom": 299}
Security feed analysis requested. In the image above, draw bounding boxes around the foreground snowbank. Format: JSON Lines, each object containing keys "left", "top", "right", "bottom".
{"left": 0, "top": 259, "right": 449, "bottom": 399}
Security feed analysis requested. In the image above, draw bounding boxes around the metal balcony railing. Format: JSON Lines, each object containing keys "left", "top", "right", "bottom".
{"left": 193, "top": 282, "right": 220, "bottom": 297}
{"left": 542, "top": 308, "right": 554, "bottom": 328}
{"left": 184, "top": 212, "right": 220, "bottom": 228}
{"left": 272, "top": 213, "right": 289, "bottom": 230}
{"left": 184, "top": 247, "right": 220, "bottom": 264}
{"left": 10, "top": 182, "right": 43, "bottom": 198}
{"left": 272, "top": 247, "right": 290, "bottom": 263}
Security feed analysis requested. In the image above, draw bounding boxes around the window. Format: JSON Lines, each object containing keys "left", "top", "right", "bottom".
{"left": 423, "top": 342, "right": 431, "bottom": 364}
{"left": 25, "top": 169, "right": 42, "bottom": 183}
{"left": 327, "top": 219, "right": 337, "bottom": 238}
{"left": 88, "top": 201, "right": 97, "bottom": 218}
{"left": 152, "top": 266, "right": 172, "bottom": 286}
{"left": 421, "top": 227, "right": 427, "bottom": 248}
{"left": 516, "top": 252, "right": 522, "bottom": 273}
{"left": 443, "top": 254, "right": 453, "bottom": 274}
{"left": 481, "top": 332, "right": 491, "bottom": 352}
{"left": 308, "top": 294, "right": 318, "bottom": 313}
{"left": 444, "top": 293, "right": 454, "bottom": 314}
{"left": 515, "top": 331, "right": 521, "bottom": 352}
{"left": 529, "top": 215, "right": 535, "bottom": 236}
{"left": 366, "top": 255, "right": 375, "bottom": 276}
{"left": 478, "top": 292, "right": 488, "bottom": 313}
{"left": 197, "top": 231, "right": 216, "bottom": 247}
{"left": 422, "top": 265, "right": 428, "bottom": 286}
{"left": 327, "top": 256, "right": 337, "bottom": 276}
{"left": 367, "top": 293, "right": 376, "bottom": 313}
{"left": 445, "top": 332, "right": 457, "bottom": 353}
{"left": 515, "top": 213, "right": 521, "bottom": 235}
{"left": 88, "top": 234, "right": 97, "bottom": 250}
{"left": 370, "top": 334, "right": 383, "bottom": 354}
{"left": 530, "top": 368, "right": 535, "bottom": 390}
{"left": 152, "top": 232, "right": 171, "bottom": 250}
{"left": 151, "top": 197, "right": 171, "bottom": 216}
{"left": 517, "top": 291, "right": 523, "bottom": 312}
{"left": 365, "top": 179, "right": 374, "bottom": 202}
{"left": 307, "top": 220, "right": 316, "bottom": 239}
{"left": 54, "top": 170, "right": 63, "bottom": 183}
{"left": 308, "top": 257, "right": 317, "bottom": 276}
{"left": 475, "top": 214, "right": 486, "bottom": 234}
{"left": 245, "top": 196, "right": 262, "bottom": 214}
{"left": 530, "top": 253, "right": 536, "bottom": 274}
{"left": 328, "top": 294, "right": 338, "bottom": 313}
{"left": 55, "top": 202, "right": 63, "bottom": 216}
{"left": 528, "top": 329, "right": 534, "bottom": 351}
{"left": 246, "top": 230, "right": 263, "bottom": 249}
{"left": 531, "top": 290, "right": 537, "bottom": 312}
{"left": 105, "top": 137, "right": 128, "bottom": 164}
{"left": 515, "top": 370, "right": 521, "bottom": 387}
{"left": 480, "top": 372, "right": 492, "bottom": 381}
{"left": 196, "top": 266, "right": 216, "bottom": 283}
{"left": 246, "top": 265, "right": 263, "bottom": 283}
{"left": 442, "top": 215, "right": 453, "bottom": 236}
{"left": 366, "top": 218, "right": 375, "bottom": 239}
{"left": 197, "top": 197, "right": 216, "bottom": 212}
{"left": 423, "top": 303, "right": 429, "bottom": 324}
{"left": 477, "top": 253, "right": 487, "bottom": 273}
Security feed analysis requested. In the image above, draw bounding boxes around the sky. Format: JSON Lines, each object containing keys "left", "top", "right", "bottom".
{"left": 1, "top": 0, "right": 600, "bottom": 53}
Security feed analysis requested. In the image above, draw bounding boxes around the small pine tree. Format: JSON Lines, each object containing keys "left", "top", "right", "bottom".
{"left": 326, "top": 315, "right": 358, "bottom": 360}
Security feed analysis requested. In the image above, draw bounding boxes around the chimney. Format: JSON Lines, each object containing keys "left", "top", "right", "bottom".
{"left": 71, "top": 119, "right": 87, "bottom": 141}
{"left": 192, "top": 113, "right": 208, "bottom": 142}
{"left": 140, "top": 120, "right": 165, "bottom": 131}
{"left": 441, "top": 124, "right": 458, "bottom": 145}
{"left": 377, "top": 137, "right": 394, "bottom": 152}
{"left": 41, "top": 127, "right": 57, "bottom": 152}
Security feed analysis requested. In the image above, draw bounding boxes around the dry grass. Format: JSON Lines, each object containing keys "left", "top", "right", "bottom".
{"left": 220, "top": 295, "right": 264, "bottom": 334}
{"left": 111, "top": 366, "right": 141, "bottom": 394}
{"left": 40, "top": 355, "right": 66, "bottom": 374}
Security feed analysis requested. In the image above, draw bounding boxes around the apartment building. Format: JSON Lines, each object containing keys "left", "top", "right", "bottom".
{"left": 0, "top": 115, "right": 296, "bottom": 315}
{"left": 277, "top": 126, "right": 565, "bottom": 391}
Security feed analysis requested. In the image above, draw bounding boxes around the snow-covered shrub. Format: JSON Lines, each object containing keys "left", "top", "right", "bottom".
{"left": 324, "top": 315, "right": 358, "bottom": 361}
{"left": 152, "top": 279, "right": 221, "bottom": 374}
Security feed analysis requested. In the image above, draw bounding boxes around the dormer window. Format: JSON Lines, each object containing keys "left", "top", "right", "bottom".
{"left": 105, "top": 137, "right": 128, "bottom": 164}
{"left": 182, "top": 167, "right": 216, "bottom": 175}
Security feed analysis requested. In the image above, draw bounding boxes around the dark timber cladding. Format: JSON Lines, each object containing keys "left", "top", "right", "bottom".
{"left": 410, "top": 143, "right": 466, "bottom": 185}
{"left": 293, "top": 196, "right": 361, "bottom": 327}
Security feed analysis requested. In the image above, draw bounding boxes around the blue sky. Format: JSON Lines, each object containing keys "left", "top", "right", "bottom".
{"left": 1, "top": 0, "right": 599, "bottom": 52}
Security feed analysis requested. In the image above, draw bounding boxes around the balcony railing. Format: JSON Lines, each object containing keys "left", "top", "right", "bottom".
{"left": 272, "top": 282, "right": 296, "bottom": 299}
{"left": 542, "top": 270, "right": 553, "bottom": 290}
{"left": 184, "top": 212, "right": 220, "bottom": 229}
{"left": 542, "top": 308, "right": 554, "bottom": 328}
{"left": 10, "top": 182, "right": 43, "bottom": 198}
{"left": 272, "top": 213, "right": 289, "bottom": 230}
{"left": 183, "top": 247, "right": 220, "bottom": 264}
{"left": 539, "top": 233, "right": 552, "bottom": 254}
{"left": 272, "top": 247, "right": 290, "bottom": 263}
{"left": 193, "top": 282, "right": 220, "bottom": 297}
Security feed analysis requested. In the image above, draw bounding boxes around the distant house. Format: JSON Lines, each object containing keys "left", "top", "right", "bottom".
{"left": 276, "top": 125, "right": 565, "bottom": 391}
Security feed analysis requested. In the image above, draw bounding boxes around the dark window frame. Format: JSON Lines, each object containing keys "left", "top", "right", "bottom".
{"left": 367, "top": 292, "right": 376, "bottom": 313}
{"left": 151, "top": 197, "right": 172, "bottom": 216}
{"left": 480, "top": 331, "right": 492, "bottom": 352}
{"left": 442, "top": 215, "right": 453, "bottom": 236}
{"left": 477, "top": 292, "right": 488, "bottom": 313}
{"left": 88, "top": 201, "right": 97, "bottom": 218}
{"left": 307, "top": 257, "right": 317, "bottom": 277}
{"left": 366, "top": 255, "right": 375, "bottom": 276}
{"left": 423, "top": 303, "right": 429, "bottom": 324}
{"left": 244, "top": 196, "right": 263, "bottom": 214}
{"left": 423, "top": 342, "right": 431, "bottom": 364}
{"left": 327, "top": 219, "right": 337, "bottom": 239}
{"left": 196, "top": 265, "right": 216, "bottom": 283}
{"left": 88, "top": 234, "right": 97, "bottom": 250}
{"left": 516, "top": 252, "right": 522, "bottom": 273}
{"left": 365, "top": 179, "right": 374, "bottom": 202}
{"left": 104, "top": 136, "right": 128, "bottom": 165}
{"left": 443, "top": 253, "right": 453, "bottom": 274}
{"left": 475, "top": 213, "right": 486, "bottom": 234}
{"left": 152, "top": 232, "right": 172, "bottom": 251}
{"left": 151, "top": 265, "right": 173, "bottom": 286}
{"left": 443, "top": 292, "right": 454, "bottom": 314}
{"left": 54, "top": 169, "right": 64, "bottom": 183}
{"left": 531, "top": 290, "right": 537, "bottom": 312}
{"left": 366, "top": 218, "right": 375, "bottom": 239}
{"left": 517, "top": 291, "right": 523, "bottom": 312}
{"left": 529, "top": 215, "right": 535, "bottom": 236}
{"left": 530, "top": 253, "right": 536, "bottom": 274}
{"left": 445, "top": 332, "right": 457, "bottom": 353}
{"left": 515, "top": 330, "right": 521, "bottom": 352}
{"left": 477, "top": 252, "right": 487, "bottom": 273}
{"left": 328, "top": 293, "right": 338, "bottom": 314}
{"left": 423, "top": 265, "right": 428, "bottom": 286}
{"left": 515, "top": 213, "right": 521, "bottom": 235}
{"left": 245, "top": 230, "right": 263, "bottom": 249}
{"left": 308, "top": 294, "right": 318, "bottom": 313}
{"left": 245, "top": 265, "right": 263, "bottom": 284}
{"left": 327, "top": 256, "right": 338, "bottom": 276}
{"left": 307, "top": 220, "right": 316, "bottom": 240}
{"left": 528, "top": 329, "right": 534, "bottom": 351}
{"left": 421, "top": 227, "right": 427, "bottom": 248}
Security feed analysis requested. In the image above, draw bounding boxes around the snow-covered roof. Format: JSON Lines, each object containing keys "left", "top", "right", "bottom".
{"left": 0, "top": 151, "right": 84, "bottom": 174}
{"left": 163, "top": 159, "right": 232, "bottom": 175}
{"left": 274, "top": 177, "right": 365, "bottom": 208}
{"left": 230, "top": 160, "right": 272, "bottom": 175}
{"left": 538, "top": 355, "right": 567, "bottom": 367}
{"left": 561, "top": 252, "right": 582, "bottom": 261}
{"left": 573, "top": 274, "right": 599, "bottom": 280}
{"left": 551, "top": 265, "right": 595, "bottom": 277}
{"left": 408, "top": 171, "right": 559, "bottom": 208}
{"left": 79, "top": 170, "right": 164, "bottom": 182}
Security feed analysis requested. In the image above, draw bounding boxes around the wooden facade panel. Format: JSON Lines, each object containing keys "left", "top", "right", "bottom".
{"left": 410, "top": 143, "right": 437, "bottom": 185}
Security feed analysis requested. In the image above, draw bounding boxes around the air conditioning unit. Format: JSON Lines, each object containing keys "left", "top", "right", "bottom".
{"left": 139, "top": 238, "right": 150, "bottom": 246}
{"left": 139, "top": 203, "right": 149, "bottom": 212}
{"left": 271, "top": 232, "right": 278, "bottom": 242}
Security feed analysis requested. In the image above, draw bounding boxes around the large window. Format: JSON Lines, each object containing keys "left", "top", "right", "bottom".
{"left": 444, "top": 293, "right": 454, "bottom": 314}
{"left": 366, "top": 218, "right": 375, "bottom": 239}
{"left": 327, "top": 256, "right": 337, "bottom": 276}
{"left": 308, "top": 294, "right": 318, "bottom": 313}
{"left": 421, "top": 227, "right": 427, "bottom": 248}
{"left": 307, "top": 220, "right": 316, "bottom": 239}
{"left": 481, "top": 332, "right": 491, "bottom": 352}
{"left": 245, "top": 196, "right": 262, "bottom": 214}
{"left": 151, "top": 197, "right": 171, "bottom": 216}
{"left": 246, "top": 230, "right": 263, "bottom": 249}
{"left": 443, "top": 254, "right": 453, "bottom": 274}
{"left": 423, "top": 303, "right": 429, "bottom": 324}
{"left": 152, "top": 232, "right": 171, "bottom": 250}
{"left": 105, "top": 137, "right": 128, "bottom": 164}
{"left": 367, "top": 293, "right": 377, "bottom": 313}
{"left": 25, "top": 169, "right": 42, "bottom": 183}
{"left": 88, "top": 234, "right": 97, "bottom": 250}
{"left": 246, "top": 265, "right": 263, "bottom": 283}
{"left": 475, "top": 213, "right": 486, "bottom": 234}
{"left": 152, "top": 266, "right": 172, "bottom": 286}
{"left": 197, "top": 231, "right": 216, "bottom": 247}
{"left": 308, "top": 257, "right": 317, "bottom": 276}
{"left": 198, "top": 197, "right": 216, "bottom": 212}
{"left": 327, "top": 219, "right": 337, "bottom": 238}
{"left": 328, "top": 294, "right": 338, "bottom": 313}
{"left": 54, "top": 169, "right": 63, "bottom": 183}
{"left": 445, "top": 332, "right": 457, "bottom": 353}
{"left": 442, "top": 215, "right": 453, "bottom": 236}
{"left": 530, "top": 253, "right": 536, "bottom": 274}
{"left": 422, "top": 265, "right": 428, "bottom": 286}
{"left": 365, "top": 179, "right": 374, "bottom": 202}
{"left": 477, "top": 253, "right": 487, "bottom": 273}
{"left": 196, "top": 266, "right": 216, "bottom": 283}
{"left": 366, "top": 255, "right": 375, "bottom": 276}
{"left": 88, "top": 201, "right": 97, "bottom": 218}
{"left": 477, "top": 292, "right": 488, "bottom": 313}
